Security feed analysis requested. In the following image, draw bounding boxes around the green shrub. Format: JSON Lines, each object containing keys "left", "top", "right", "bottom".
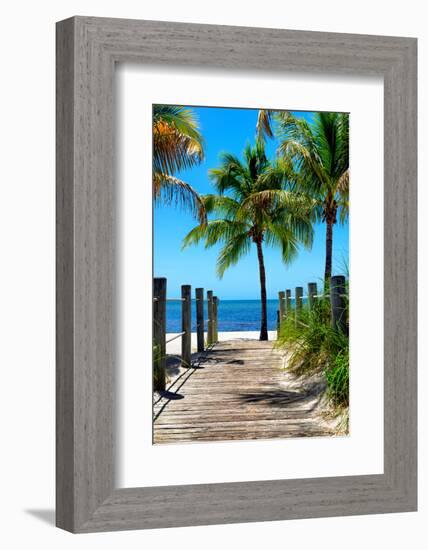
{"left": 275, "top": 291, "right": 349, "bottom": 410}
{"left": 325, "top": 349, "right": 349, "bottom": 407}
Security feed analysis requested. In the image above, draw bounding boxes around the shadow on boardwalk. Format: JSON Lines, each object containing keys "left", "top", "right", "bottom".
{"left": 153, "top": 338, "right": 335, "bottom": 444}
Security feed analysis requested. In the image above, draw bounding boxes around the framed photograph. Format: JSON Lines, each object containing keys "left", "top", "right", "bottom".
{"left": 56, "top": 16, "right": 417, "bottom": 532}
{"left": 149, "top": 104, "right": 352, "bottom": 447}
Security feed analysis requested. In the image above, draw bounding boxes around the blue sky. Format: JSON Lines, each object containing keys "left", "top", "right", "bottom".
{"left": 154, "top": 106, "right": 349, "bottom": 300}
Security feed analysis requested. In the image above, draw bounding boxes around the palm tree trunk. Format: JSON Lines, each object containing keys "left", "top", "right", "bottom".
{"left": 324, "top": 217, "right": 333, "bottom": 285}
{"left": 255, "top": 238, "right": 268, "bottom": 341}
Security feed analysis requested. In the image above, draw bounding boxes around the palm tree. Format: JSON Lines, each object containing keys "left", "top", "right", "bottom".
{"left": 257, "top": 110, "right": 349, "bottom": 284}
{"left": 153, "top": 105, "right": 206, "bottom": 222}
{"left": 182, "top": 142, "right": 313, "bottom": 340}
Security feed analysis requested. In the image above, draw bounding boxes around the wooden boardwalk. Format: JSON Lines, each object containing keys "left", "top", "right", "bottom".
{"left": 153, "top": 338, "right": 334, "bottom": 444}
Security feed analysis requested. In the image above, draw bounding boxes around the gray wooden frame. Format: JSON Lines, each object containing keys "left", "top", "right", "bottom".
{"left": 56, "top": 16, "right": 417, "bottom": 533}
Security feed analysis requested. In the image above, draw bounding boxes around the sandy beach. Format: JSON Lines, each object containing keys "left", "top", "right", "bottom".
{"left": 166, "top": 330, "right": 277, "bottom": 355}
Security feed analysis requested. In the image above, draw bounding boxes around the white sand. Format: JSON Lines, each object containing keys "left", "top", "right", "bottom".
{"left": 166, "top": 330, "right": 277, "bottom": 355}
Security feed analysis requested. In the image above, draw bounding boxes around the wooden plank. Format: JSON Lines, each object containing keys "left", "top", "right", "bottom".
{"left": 308, "top": 282, "right": 318, "bottom": 310}
{"left": 285, "top": 289, "right": 292, "bottom": 317}
{"left": 213, "top": 296, "right": 219, "bottom": 343}
{"left": 195, "top": 288, "right": 204, "bottom": 352}
{"left": 181, "top": 285, "right": 191, "bottom": 367}
{"left": 278, "top": 291, "right": 285, "bottom": 321}
{"left": 153, "top": 278, "right": 166, "bottom": 391}
{"left": 295, "top": 287, "right": 303, "bottom": 326}
{"left": 207, "top": 290, "right": 213, "bottom": 346}
{"left": 153, "top": 339, "right": 333, "bottom": 443}
{"left": 331, "top": 276, "right": 347, "bottom": 333}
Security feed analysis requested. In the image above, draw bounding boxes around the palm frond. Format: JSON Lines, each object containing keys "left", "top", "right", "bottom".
{"left": 153, "top": 173, "right": 206, "bottom": 224}
{"left": 183, "top": 137, "right": 318, "bottom": 279}
{"left": 216, "top": 233, "right": 251, "bottom": 278}
{"left": 337, "top": 168, "right": 349, "bottom": 196}
{"left": 264, "top": 223, "right": 300, "bottom": 264}
{"left": 275, "top": 111, "right": 317, "bottom": 152}
{"left": 335, "top": 167, "right": 349, "bottom": 223}
{"left": 153, "top": 121, "right": 204, "bottom": 175}
{"left": 182, "top": 219, "right": 248, "bottom": 250}
{"left": 239, "top": 189, "right": 315, "bottom": 219}
{"left": 202, "top": 194, "right": 241, "bottom": 219}
{"left": 257, "top": 157, "right": 297, "bottom": 190}
{"left": 208, "top": 153, "right": 248, "bottom": 197}
{"left": 152, "top": 104, "right": 206, "bottom": 221}
{"left": 153, "top": 105, "right": 204, "bottom": 144}
{"left": 256, "top": 109, "right": 275, "bottom": 142}
{"left": 279, "top": 140, "right": 326, "bottom": 190}
{"left": 313, "top": 112, "right": 349, "bottom": 181}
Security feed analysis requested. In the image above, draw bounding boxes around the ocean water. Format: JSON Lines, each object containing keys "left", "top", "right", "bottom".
{"left": 164, "top": 299, "right": 300, "bottom": 333}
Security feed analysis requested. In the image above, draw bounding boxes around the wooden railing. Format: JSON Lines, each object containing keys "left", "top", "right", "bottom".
{"left": 153, "top": 277, "right": 219, "bottom": 391}
{"left": 277, "top": 275, "right": 348, "bottom": 334}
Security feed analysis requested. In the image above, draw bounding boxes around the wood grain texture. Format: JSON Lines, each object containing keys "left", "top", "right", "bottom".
{"left": 56, "top": 17, "right": 75, "bottom": 532}
{"left": 278, "top": 291, "right": 285, "bottom": 320}
{"left": 154, "top": 339, "right": 333, "bottom": 443}
{"left": 56, "top": 16, "right": 417, "bottom": 532}
{"left": 195, "top": 288, "right": 204, "bottom": 352}
{"left": 308, "top": 282, "right": 317, "bottom": 310}
{"left": 181, "top": 285, "right": 191, "bottom": 367}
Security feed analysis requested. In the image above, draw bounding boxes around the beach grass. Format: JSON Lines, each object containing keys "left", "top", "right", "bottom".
{"left": 275, "top": 295, "right": 349, "bottom": 409}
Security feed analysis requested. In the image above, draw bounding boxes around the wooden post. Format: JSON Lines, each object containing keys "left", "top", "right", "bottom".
{"left": 295, "top": 286, "right": 303, "bottom": 326}
{"left": 278, "top": 291, "right": 285, "bottom": 322}
{"left": 285, "top": 289, "right": 292, "bottom": 317}
{"left": 207, "top": 290, "right": 213, "bottom": 346}
{"left": 213, "top": 296, "right": 219, "bottom": 343}
{"left": 181, "top": 285, "right": 191, "bottom": 367}
{"left": 153, "top": 277, "right": 166, "bottom": 391}
{"left": 276, "top": 309, "right": 280, "bottom": 334}
{"left": 195, "top": 287, "right": 204, "bottom": 353}
{"left": 331, "top": 275, "right": 347, "bottom": 333}
{"left": 308, "top": 282, "right": 318, "bottom": 310}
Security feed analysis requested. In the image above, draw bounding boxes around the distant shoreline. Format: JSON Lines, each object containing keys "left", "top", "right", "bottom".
{"left": 163, "top": 299, "right": 291, "bottom": 333}
{"left": 162, "top": 298, "right": 301, "bottom": 302}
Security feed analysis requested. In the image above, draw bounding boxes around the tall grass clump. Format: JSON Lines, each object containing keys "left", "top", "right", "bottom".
{"left": 276, "top": 291, "right": 349, "bottom": 409}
